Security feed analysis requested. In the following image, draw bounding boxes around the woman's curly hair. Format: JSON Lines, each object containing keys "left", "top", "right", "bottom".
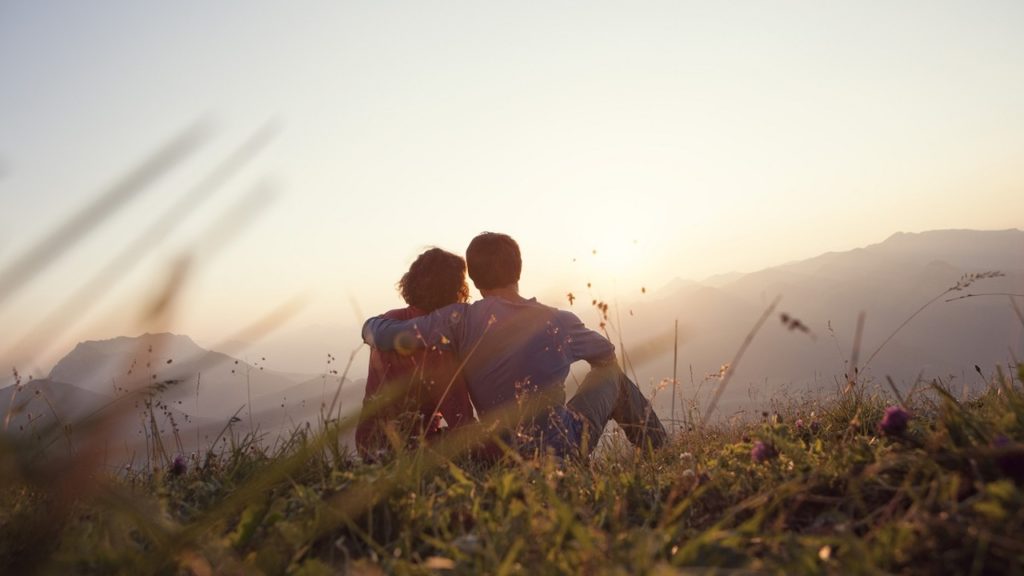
{"left": 398, "top": 248, "right": 470, "bottom": 312}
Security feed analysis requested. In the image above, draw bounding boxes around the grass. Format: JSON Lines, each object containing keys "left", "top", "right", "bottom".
{"left": 1, "top": 361, "right": 1023, "bottom": 575}
{"left": 1, "top": 135, "right": 1021, "bottom": 573}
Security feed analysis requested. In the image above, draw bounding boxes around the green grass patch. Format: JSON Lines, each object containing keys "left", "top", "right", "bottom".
{"left": 3, "top": 367, "right": 1024, "bottom": 575}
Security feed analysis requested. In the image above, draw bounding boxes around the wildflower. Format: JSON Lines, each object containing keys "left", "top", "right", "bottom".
{"left": 794, "top": 418, "right": 805, "bottom": 431}
{"left": 809, "top": 420, "right": 821, "bottom": 434}
{"left": 751, "top": 441, "right": 777, "bottom": 463}
{"left": 994, "top": 435, "right": 1024, "bottom": 482}
{"left": 453, "top": 533, "right": 482, "bottom": 554}
{"left": 679, "top": 468, "right": 697, "bottom": 489}
{"left": 878, "top": 406, "right": 911, "bottom": 436}
{"left": 170, "top": 455, "right": 187, "bottom": 476}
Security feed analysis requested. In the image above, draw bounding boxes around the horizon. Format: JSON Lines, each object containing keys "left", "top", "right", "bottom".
{"left": 5, "top": 225, "right": 1022, "bottom": 384}
{"left": 2, "top": 3, "right": 1024, "bottom": 376}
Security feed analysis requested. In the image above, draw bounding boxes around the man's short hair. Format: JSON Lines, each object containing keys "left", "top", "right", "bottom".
{"left": 466, "top": 232, "right": 522, "bottom": 290}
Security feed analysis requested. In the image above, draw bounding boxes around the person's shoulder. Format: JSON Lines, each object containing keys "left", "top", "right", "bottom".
{"left": 551, "top": 306, "right": 584, "bottom": 324}
{"left": 468, "top": 296, "right": 560, "bottom": 318}
{"left": 431, "top": 301, "right": 472, "bottom": 325}
{"left": 385, "top": 303, "right": 470, "bottom": 321}
{"left": 437, "top": 301, "right": 470, "bottom": 314}
{"left": 529, "top": 297, "right": 561, "bottom": 313}
{"left": 383, "top": 306, "right": 420, "bottom": 320}
{"left": 520, "top": 298, "right": 584, "bottom": 327}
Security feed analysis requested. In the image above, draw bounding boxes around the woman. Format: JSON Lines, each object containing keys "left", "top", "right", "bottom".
{"left": 355, "top": 248, "right": 475, "bottom": 460}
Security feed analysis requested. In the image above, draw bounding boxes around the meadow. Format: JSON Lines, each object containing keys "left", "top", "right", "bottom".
{"left": 2, "top": 346, "right": 1022, "bottom": 574}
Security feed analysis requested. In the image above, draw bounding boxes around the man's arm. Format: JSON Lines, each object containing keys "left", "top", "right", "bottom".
{"left": 559, "top": 310, "right": 617, "bottom": 365}
{"left": 362, "top": 302, "right": 468, "bottom": 354}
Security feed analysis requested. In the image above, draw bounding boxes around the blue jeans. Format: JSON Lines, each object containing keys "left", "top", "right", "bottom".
{"left": 523, "top": 364, "right": 667, "bottom": 458}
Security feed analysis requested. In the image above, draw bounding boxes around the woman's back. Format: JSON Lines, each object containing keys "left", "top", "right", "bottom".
{"left": 355, "top": 306, "right": 474, "bottom": 459}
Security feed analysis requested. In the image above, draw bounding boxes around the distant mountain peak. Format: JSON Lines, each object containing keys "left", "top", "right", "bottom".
{"left": 49, "top": 332, "right": 209, "bottom": 383}
{"left": 74, "top": 331, "right": 200, "bottom": 347}
{"left": 880, "top": 228, "right": 1023, "bottom": 245}
{"left": 655, "top": 277, "right": 698, "bottom": 294}
{"left": 865, "top": 229, "right": 1024, "bottom": 270}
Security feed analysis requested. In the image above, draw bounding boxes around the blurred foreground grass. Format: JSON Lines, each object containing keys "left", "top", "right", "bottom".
{"left": 2, "top": 364, "right": 1023, "bottom": 575}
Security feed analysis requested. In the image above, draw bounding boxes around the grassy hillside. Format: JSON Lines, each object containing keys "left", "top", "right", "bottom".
{"left": 2, "top": 362, "right": 1023, "bottom": 575}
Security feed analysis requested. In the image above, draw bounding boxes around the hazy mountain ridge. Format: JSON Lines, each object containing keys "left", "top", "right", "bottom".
{"left": 0, "top": 376, "right": 225, "bottom": 463}
{"left": 622, "top": 229, "right": 1024, "bottom": 419}
{"left": 0, "top": 333, "right": 364, "bottom": 460}
{"left": 0, "top": 378, "right": 112, "bottom": 428}
{"left": 44, "top": 332, "right": 362, "bottom": 419}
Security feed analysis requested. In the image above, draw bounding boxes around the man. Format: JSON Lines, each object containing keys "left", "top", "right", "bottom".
{"left": 361, "top": 232, "right": 666, "bottom": 459}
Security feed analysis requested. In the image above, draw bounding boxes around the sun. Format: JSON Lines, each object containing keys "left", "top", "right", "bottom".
{"left": 584, "top": 237, "right": 645, "bottom": 291}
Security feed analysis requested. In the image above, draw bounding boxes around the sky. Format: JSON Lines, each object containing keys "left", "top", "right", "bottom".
{"left": 1, "top": 1, "right": 1023, "bottom": 375}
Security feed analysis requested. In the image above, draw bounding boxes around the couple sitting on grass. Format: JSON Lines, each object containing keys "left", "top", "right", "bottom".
{"left": 356, "top": 232, "right": 666, "bottom": 462}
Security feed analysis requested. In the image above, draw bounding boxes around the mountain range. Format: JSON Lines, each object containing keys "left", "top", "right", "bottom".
{"left": 0, "top": 332, "right": 363, "bottom": 462}
{"left": 617, "top": 228, "right": 1024, "bottom": 420}
{"left": 1, "top": 228, "right": 1021, "bottom": 454}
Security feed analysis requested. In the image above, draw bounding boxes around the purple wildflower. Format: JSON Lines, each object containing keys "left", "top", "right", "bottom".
{"left": 994, "top": 435, "right": 1024, "bottom": 482}
{"left": 794, "top": 419, "right": 805, "bottom": 431}
{"left": 809, "top": 420, "right": 821, "bottom": 434}
{"left": 878, "top": 406, "right": 911, "bottom": 436}
{"left": 751, "top": 441, "right": 777, "bottom": 463}
{"left": 170, "top": 455, "right": 187, "bottom": 476}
